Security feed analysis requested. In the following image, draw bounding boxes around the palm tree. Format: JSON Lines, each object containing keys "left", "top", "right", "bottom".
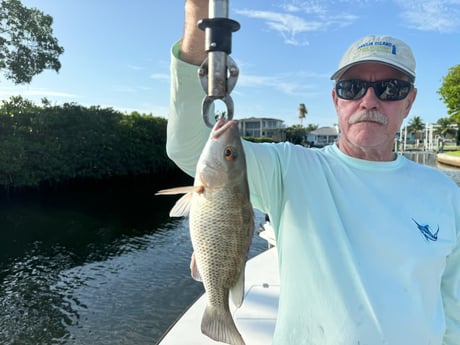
{"left": 298, "top": 103, "right": 307, "bottom": 126}
{"left": 436, "top": 117, "right": 456, "bottom": 139}
{"left": 407, "top": 116, "right": 425, "bottom": 142}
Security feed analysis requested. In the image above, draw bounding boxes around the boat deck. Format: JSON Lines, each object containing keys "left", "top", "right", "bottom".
{"left": 158, "top": 247, "right": 279, "bottom": 345}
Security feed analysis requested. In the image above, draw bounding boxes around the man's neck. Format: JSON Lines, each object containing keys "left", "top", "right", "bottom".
{"left": 336, "top": 139, "right": 396, "bottom": 162}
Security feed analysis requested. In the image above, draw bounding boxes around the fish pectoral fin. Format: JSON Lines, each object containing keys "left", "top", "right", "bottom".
{"left": 155, "top": 186, "right": 195, "bottom": 195}
{"left": 168, "top": 192, "right": 193, "bottom": 217}
{"left": 201, "top": 305, "right": 245, "bottom": 345}
{"left": 190, "top": 252, "right": 202, "bottom": 282}
{"left": 230, "top": 269, "right": 245, "bottom": 308}
{"left": 155, "top": 186, "right": 194, "bottom": 217}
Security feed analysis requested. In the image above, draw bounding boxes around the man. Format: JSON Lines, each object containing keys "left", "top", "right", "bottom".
{"left": 166, "top": 1, "right": 460, "bottom": 344}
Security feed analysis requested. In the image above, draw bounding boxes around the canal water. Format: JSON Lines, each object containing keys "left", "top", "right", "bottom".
{"left": 0, "top": 154, "right": 459, "bottom": 345}
{"left": 0, "top": 186, "right": 268, "bottom": 345}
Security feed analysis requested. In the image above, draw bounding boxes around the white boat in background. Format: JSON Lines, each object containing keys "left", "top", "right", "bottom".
{"left": 157, "top": 223, "right": 279, "bottom": 345}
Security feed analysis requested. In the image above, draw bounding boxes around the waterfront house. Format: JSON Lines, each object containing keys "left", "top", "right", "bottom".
{"left": 306, "top": 126, "right": 339, "bottom": 147}
{"left": 238, "top": 117, "right": 285, "bottom": 141}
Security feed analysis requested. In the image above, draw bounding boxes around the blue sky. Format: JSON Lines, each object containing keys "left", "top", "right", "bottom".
{"left": 2, "top": 0, "right": 459, "bottom": 127}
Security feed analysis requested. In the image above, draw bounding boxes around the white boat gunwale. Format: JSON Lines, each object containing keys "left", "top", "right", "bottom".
{"left": 157, "top": 232, "right": 279, "bottom": 345}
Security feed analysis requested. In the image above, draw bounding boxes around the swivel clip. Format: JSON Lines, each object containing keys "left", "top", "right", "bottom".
{"left": 198, "top": 55, "right": 239, "bottom": 127}
{"left": 197, "top": 5, "right": 240, "bottom": 128}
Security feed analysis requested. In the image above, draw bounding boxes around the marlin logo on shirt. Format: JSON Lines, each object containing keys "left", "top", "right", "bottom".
{"left": 412, "top": 218, "right": 439, "bottom": 242}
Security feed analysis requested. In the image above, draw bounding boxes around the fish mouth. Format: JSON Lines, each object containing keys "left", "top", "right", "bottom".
{"left": 212, "top": 119, "right": 237, "bottom": 140}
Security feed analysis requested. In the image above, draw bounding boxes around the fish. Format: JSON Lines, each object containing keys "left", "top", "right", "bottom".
{"left": 156, "top": 119, "right": 254, "bottom": 345}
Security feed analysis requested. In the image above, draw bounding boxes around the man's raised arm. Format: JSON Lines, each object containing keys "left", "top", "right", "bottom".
{"left": 166, "top": 0, "right": 211, "bottom": 176}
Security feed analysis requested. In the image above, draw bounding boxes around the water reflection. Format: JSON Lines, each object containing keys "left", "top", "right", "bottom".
{"left": 0, "top": 192, "right": 179, "bottom": 345}
{"left": 0, "top": 191, "right": 267, "bottom": 345}
{"left": 0, "top": 245, "right": 75, "bottom": 344}
{"left": 403, "top": 151, "right": 460, "bottom": 185}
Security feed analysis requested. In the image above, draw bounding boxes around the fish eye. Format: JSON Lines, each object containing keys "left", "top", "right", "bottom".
{"left": 224, "top": 146, "right": 235, "bottom": 160}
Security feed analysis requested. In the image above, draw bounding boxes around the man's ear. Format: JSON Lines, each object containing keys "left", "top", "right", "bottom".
{"left": 332, "top": 88, "right": 339, "bottom": 109}
{"left": 404, "top": 88, "right": 417, "bottom": 117}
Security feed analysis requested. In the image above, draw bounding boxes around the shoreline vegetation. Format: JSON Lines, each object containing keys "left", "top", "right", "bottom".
{"left": 0, "top": 96, "right": 192, "bottom": 197}
{"left": 445, "top": 151, "right": 460, "bottom": 156}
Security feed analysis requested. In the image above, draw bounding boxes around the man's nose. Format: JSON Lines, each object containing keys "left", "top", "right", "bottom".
{"left": 359, "top": 86, "right": 379, "bottom": 109}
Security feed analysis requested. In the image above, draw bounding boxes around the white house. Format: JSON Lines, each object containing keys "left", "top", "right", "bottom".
{"left": 306, "top": 126, "right": 339, "bottom": 147}
{"left": 237, "top": 117, "right": 285, "bottom": 141}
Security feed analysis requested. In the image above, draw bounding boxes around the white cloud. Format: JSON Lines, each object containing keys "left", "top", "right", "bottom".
{"left": 238, "top": 72, "right": 324, "bottom": 98}
{"left": 235, "top": 9, "right": 319, "bottom": 46}
{"left": 236, "top": 0, "right": 459, "bottom": 47}
{"left": 396, "top": 0, "right": 460, "bottom": 32}
{"left": 111, "top": 84, "right": 155, "bottom": 94}
{"left": 235, "top": 5, "right": 357, "bottom": 46}
{"left": 150, "top": 73, "right": 169, "bottom": 81}
{"left": 280, "top": 1, "right": 328, "bottom": 16}
{"left": 0, "top": 87, "right": 78, "bottom": 99}
{"left": 127, "top": 64, "right": 143, "bottom": 71}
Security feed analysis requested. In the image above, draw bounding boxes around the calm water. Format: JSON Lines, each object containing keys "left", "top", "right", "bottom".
{"left": 403, "top": 151, "right": 460, "bottom": 185}
{"left": 0, "top": 189, "right": 268, "bottom": 345}
{"left": 0, "top": 155, "right": 458, "bottom": 345}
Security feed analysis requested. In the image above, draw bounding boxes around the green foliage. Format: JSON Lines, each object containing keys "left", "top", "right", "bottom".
{"left": 304, "top": 123, "right": 319, "bottom": 132}
{"left": 243, "top": 136, "right": 277, "bottom": 143}
{"left": 0, "top": 96, "right": 175, "bottom": 188}
{"left": 436, "top": 117, "right": 457, "bottom": 139}
{"left": 438, "top": 64, "right": 460, "bottom": 123}
{"left": 407, "top": 115, "right": 425, "bottom": 132}
{"left": 285, "top": 124, "right": 307, "bottom": 145}
{"left": 0, "top": 0, "right": 64, "bottom": 84}
{"left": 446, "top": 151, "right": 460, "bottom": 157}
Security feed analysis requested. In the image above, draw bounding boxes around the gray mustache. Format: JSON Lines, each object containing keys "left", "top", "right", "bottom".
{"left": 349, "top": 110, "right": 388, "bottom": 125}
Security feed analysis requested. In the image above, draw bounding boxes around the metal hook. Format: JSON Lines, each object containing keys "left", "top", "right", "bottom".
{"left": 199, "top": 55, "right": 239, "bottom": 128}
{"left": 198, "top": 0, "right": 240, "bottom": 128}
{"left": 202, "top": 95, "right": 234, "bottom": 128}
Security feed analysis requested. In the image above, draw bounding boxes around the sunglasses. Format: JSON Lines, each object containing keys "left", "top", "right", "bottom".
{"left": 335, "top": 79, "right": 413, "bottom": 101}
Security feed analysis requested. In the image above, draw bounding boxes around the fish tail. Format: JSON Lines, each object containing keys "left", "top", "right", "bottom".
{"left": 201, "top": 305, "right": 245, "bottom": 345}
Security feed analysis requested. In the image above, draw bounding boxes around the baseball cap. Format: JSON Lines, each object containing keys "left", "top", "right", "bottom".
{"left": 331, "top": 35, "right": 416, "bottom": 81}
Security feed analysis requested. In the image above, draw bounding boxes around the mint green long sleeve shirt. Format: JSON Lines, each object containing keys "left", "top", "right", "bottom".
{"left": 167, "top": 42, "right": 460, "bottom": 345}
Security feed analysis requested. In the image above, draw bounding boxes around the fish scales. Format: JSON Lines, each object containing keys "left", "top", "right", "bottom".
{"left": 191, "top": 184, "right": 253, "bottom": 308}
{"left": 157, "top": 119, "right": 254, "bottom": 345}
